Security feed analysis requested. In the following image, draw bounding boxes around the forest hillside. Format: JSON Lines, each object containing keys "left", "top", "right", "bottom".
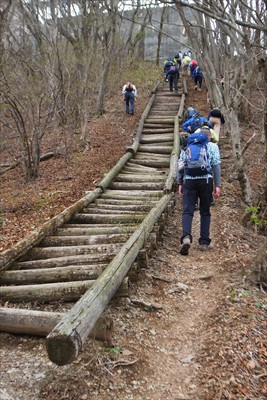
{"left": 0, "top": 71, "right": 266, "bottom": 400}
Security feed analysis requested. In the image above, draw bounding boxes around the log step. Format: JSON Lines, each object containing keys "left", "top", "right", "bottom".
{"left": 70, "top": 213, "right": 147, "bottom": 224}
{"left": 0, "top": 308, "right": 113, "bottom": 340}
{"left": 140, "top": 135, "right": 174, "bottom": 143}
{"left": 0, "top": 278, "right": 128, "bottom": 303}
{"left": 0, "top": 264, "right": 108, "bottom": 284}
{"left": 138, "top": 145, "right": 173, "bottom": 154}
{"left": 101, "top": 189, "right": 163, "bottom": 197}
{"left": 130, "top": 159, "right": 170, "bottom": 168}
{"left": 56, "top": 225, "right": 139, "bottom": 235}
{"left": 41, "top": 233, "right": 132, "bottom": 246}
{"left": 22, "top": 243, "right": 125, "bottom": 260}
{"left": 115, "top": 173, "right": 166, "bottom": 182}
{"left": 95, "top": 198, "right": 158, "bottom": 206}
{"left": 109, "top": 181, "right": 165, "bottom": 190}
{"left": 12, "top": 253, "right": 116, "bottom": 270}
{"left": 86, "top": 203, "right": 154, "bottom": 211}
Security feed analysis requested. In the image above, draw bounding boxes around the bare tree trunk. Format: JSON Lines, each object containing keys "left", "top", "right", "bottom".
{"left": 96, "top": 7, "right": 116, "bottom": 116}
{"left": 228, "top": 109, "right": 253, "bottom": 204}
{"left": 156, "top": 6, "right": 167, "bottom": 67}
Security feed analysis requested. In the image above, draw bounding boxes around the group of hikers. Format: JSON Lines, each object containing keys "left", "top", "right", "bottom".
{"left": 178, "top": 106, "right": 225, "bottom": 256}
{"left": 121, "top": 51, "right": 204, "bottom": 114}
{"left": 121, "top": 58, "right": 225, "bottom": 258}
{"left": 163, "top": 51, "right": 204, "bottom": 92}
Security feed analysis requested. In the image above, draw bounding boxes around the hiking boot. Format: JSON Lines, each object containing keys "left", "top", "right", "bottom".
{"left": 180, "top": 236, "right": 191, "bottom": 256}
{"left": 194, "top": 85, "right": 197, "bottom": 91}
{"left": 198, "top": 88, "right": 202, "bottom": 92}
{"left": 199, "top": 243, "right": 213, "bottom": 251}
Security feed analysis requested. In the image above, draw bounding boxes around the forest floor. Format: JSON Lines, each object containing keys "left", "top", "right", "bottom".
{"left": 0, "top": 76, "right": 266, "bottom": 400}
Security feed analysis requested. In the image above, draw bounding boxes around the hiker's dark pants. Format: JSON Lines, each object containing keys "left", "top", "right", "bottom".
{"left": 194, "top": 76, "right": 203, "bottom": 89}
{"left": 181, "top": 178, "right": 212, "bottom": 245}
{"left": 125, "top": 92, "right": 135, "bottom": 114}
{"left": 169, "top": 74, "right": 178, "bottom": 91}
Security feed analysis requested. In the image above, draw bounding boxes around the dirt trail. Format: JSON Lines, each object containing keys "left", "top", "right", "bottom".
{"left": 0, "top": 78, "right": 266, "bottom": 400}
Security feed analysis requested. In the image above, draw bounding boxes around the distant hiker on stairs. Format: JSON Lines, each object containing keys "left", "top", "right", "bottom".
{"left": 122, "top": 82, "right": 137, "bottom": 115}
{"left": 168, "top": 64, "right": 179, "bottom": 93}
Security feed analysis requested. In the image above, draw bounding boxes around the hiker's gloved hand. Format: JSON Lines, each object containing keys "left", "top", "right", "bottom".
{"left": 178, "top": 184, "right": 183, "bottom": 196}
{"left": 214, "top": 187, "right": 220, "bottom": 199}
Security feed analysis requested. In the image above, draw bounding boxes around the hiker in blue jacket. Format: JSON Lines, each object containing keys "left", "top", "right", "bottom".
{"left": 182, "top": 113, "right": 212, "bottom": 134}
{"left": 178, "top": 127, "right": 221, "bottom": 256}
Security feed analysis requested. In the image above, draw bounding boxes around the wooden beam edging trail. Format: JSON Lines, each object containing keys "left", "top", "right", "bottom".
{"left": 164, "top": 115, "right": 180, "bottom": 193}
{"left": 182, "top": 76, "right": 188, "bottom": 96}
{"left": 178, "top": 94, "right": 186, "bottom": 120}
{"left": 127, "top": 81, "right": 161, "bottom": 155}
{"left": 46, "top": 192, "right": 173, "bottom": 366}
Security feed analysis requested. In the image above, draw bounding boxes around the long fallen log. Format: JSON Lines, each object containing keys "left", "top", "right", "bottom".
{"left": 0, "top": 278, "right": 129, "bottom": 303}
{"left": 46, "top": 193, "right": 173, "bottom": 366}
{"left": 0, "top": 308, "right": 113, "bottom": 340}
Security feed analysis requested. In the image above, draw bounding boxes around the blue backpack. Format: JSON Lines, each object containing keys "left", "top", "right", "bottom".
{"left": 189, "top": 114, "right": 203, "bottom": 133}
{"left": 185, "top": 107, "right": 198, "bottom": 121}
{"left": 184, "top": 132, "right": 209, "bottom": 176}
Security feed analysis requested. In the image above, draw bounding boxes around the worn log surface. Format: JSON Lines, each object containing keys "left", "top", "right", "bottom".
{"left": 46, "top": 193, "right": 173, "bottom": 365}
{"left": 0, "top": 308, "right": 113, "bottom": 340}
{"left": 0, "top": 278, "right": 129, "bottom": 303}
{"left": 0, "top": 264, "right": 108, "bottom": 284}
{"left": 0, "top": 79, "right": 185, "bottom": 361}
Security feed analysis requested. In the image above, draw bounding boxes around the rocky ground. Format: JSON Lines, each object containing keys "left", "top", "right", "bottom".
{"left": 0, "top": 77, "right": 266, "bottom": 400}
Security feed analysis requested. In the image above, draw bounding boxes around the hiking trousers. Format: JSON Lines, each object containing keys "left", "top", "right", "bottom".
{"left": 181, "top": 178, "right": 212, "bottom": 245}
{"left": 169, "top": 74, "right": 178, "bottom": 91}
{"left": 194, "top": 76, "right": 203, "bottom": 89}
{"left": 124, "top": 91, "right": 135, "bottom": 114}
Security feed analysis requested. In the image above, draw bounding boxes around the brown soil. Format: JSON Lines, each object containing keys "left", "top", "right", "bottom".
{"left": 0, "top": 78, "right": 266, "bottom": 400}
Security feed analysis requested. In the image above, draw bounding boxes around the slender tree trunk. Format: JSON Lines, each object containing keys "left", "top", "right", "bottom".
{"left": 156, "top": 6, "right": 167, "bottom": 67}
{"left": 228, "top": 109, "right": 253, "bottom": 204}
